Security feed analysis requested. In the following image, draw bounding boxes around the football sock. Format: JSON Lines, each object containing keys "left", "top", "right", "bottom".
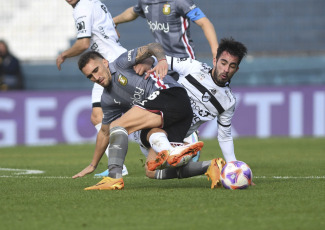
{"left": 155, "top": 161, "right": 211, "bottom": 179}
{"left": 107, "top": 126, "right": 128, "bottom": 179}
{"left": 219, "top": 140, "right": 236, "bottom": 162}
{"left": 149, "top": 132, "right": 173, "bottom": 153}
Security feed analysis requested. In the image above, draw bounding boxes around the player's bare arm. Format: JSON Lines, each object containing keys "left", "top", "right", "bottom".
{"left": 195, "top": 17, "right": 219, "bottom": 62}
{"left": 72, "top": 123, "right": 111, "bottom": 179}
{"left": 113, "top": 7, "right": 138, "bottom": 25}
{"left": 136, "top": 43, "right": 168, "bottom": 79}
{"left": 56, "top": 38, "right": 90, "bottom": 70}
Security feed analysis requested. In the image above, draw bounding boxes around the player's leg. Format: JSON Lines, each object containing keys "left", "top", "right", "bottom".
{"left": 145, "top": 153, "right": 226, "bottom": 189}
{"left": 91, "top": 83, "right": 128, "bottom": 177}
{"left": 184, "top": 131, "right": 201, "bottom": 162}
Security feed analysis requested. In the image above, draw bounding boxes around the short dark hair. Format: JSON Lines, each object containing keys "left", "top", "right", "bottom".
{"left": 78, "top": 51, "right": 105, "bottom": 70}
{"left": 216, "top": 37, "right": 247, "bottom": 65}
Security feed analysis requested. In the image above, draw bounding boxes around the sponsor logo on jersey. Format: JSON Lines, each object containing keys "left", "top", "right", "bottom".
{"left": 118, "top": 74, "right": 128, "bottom": 86}
{"left": 98, "top": 26, "right": 109, "bottom": 39}
{"left": 114, "top": 99, "right": 121, "bottom": 105}
{"left": 90, "top": 43, "right": 98, "bottom": 51}
{"left": 199, "top": 109, "right": 210, "bottom": 117}
{"left": 77, "top": 21, "right": 85, "bottom": 31}
{"left": 163, "top": 4, "right": 171, "bottom": 15}
{"left": 144, "top": 5, "right": 149, "bottom": 14}
{"left": 128, "top": 49, "right": 134, "bottom": 61}
{"left": 131, "top": 87, "right": 145, "bottom": 105}
{"left": 147, "top": 20, "right": 169, "bottom": 33}
{"left": 101, "top": 4, "right": 107, "bottom": 13}
{"left": 202, "top": 92, "right": 211, "bottom": 102}
{"left": 189, "top": 4, "right": 196, "bottom": 11}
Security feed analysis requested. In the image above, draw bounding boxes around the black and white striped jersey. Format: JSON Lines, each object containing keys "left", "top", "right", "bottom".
{"left": 168, "top": 56, "right": 236, "bottom": 141}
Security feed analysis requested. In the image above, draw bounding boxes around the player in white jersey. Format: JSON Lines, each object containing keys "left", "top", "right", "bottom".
{"left": 142, "top": 38, "right": 248, "bottom": 183}
{"left": 56, "top": 0, "right": 129, "bottom": 176}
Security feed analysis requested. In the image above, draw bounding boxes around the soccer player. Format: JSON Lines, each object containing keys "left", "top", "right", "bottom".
{"left": 143, "top": 38, "right": 248, "bottom": 184}
{"left": 56, "top": 0, "right": 149, "bottom": 177}
{"left": 113, "top": 0, "right": 219, "bottom": 164}
{"left": 72, "top": 42, "right": 206, "bottom": 190}
{"left": 113, "top": 0, "right": 219, "bottom": 62}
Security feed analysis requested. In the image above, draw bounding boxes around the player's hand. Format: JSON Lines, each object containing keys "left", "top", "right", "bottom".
{"left": 72, "top": 164, "right": 96, "bottom": 179}
{"left": 56, "top": 53, "right": 65, "bottom": 70}
{"left": 145, "top": 59, "right": 168, "bottom": 80}
{"left": 134, "top": 57, "right": 155, "bottom": 76}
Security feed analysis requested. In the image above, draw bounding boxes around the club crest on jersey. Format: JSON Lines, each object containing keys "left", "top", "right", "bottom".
{"left": 118, "top": 74, "right": 127, "bottom": 86}
{"left": 202, "top": 92, "right": 211, "bottom": 102}
{"left": 163, "top": 3, "right": 171, "bottom": 15}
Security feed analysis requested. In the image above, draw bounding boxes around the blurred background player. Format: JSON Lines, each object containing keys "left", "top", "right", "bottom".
{"left": 113, "top": 0, "right": 219, "bottom": 62}
{"left": 0, "top": 40, "right": 24, "bottom": 91}
{"left": 56, "top": 0, "right": 129, "bottom": 176}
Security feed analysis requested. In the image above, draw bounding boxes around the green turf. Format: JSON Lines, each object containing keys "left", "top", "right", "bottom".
{"left": 0, "top": 138, "right": 324, "bottom": 230}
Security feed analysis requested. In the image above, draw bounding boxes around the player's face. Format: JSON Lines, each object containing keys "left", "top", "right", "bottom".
{"left": 65, "top": 0, "right": 79, "bottom": 7}
{"left": 212, "top": 51, "right": 239, "bottom": 86}
{"left": 82, "top": 58, "right": 112, "bottom": 88}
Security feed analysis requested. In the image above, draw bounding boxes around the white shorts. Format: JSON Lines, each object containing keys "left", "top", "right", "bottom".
{"left": 91, "top": 83, "right": 104, "bottom": 106}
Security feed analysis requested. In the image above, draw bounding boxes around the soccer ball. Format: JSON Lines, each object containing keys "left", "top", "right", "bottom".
{"left": 220, "top": 161, "right": 253, "bottom": 190}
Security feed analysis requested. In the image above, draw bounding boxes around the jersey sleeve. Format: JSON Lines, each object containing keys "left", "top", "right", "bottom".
{"left": 175, "top": 0, "right": 197, "bottom": 16}
{"left": 217, "top": 103, "right": 235, "bottom": 142}
{"left": 114, "top": 48, "right": 138, "bottom": 69}
{"left": 186, "top": 8, "right": 206, "bottom": 21}
{"left": 167, "top": 56, "right": 209, "bottom": 77}
{"left": 133, "top": 1, "right": 145, "bottom": 18}
{"left": 74, "top": 3, "right": 92, "bottom": 39}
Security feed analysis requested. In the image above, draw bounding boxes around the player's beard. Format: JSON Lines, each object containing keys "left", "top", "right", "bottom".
{"left": 212, "top": 68, "right": 227, "bottom": 87}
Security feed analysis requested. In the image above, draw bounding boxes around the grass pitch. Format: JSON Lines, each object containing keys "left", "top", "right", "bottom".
{"left": 0, "top": 138, "right": 324, "bottom": 230}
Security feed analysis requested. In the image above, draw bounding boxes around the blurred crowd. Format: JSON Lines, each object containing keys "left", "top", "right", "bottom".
{"left": 0, "top": 40, "right": 24, "bottom": 91}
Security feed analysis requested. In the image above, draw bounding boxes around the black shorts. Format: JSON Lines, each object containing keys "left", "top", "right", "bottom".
{"left": 135, "top": 87, "right": 193, "bottom": 147}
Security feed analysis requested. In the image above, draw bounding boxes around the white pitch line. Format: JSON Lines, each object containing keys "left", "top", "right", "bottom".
{"left": 0, "top": 175, "right": 324, "bottom": 179}
{"left": 0, "top": 167, "right": 44, "bottom": 175}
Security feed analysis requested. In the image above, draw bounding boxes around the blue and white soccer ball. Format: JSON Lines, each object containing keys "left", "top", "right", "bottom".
{"left": 220, "top": 161, "right": 253, "bottom": 190}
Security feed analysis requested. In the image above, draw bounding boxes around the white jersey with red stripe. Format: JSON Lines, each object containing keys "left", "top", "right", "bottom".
{"left": 133, "top": 0, "right": 206, "bottom": 59}
{"left": 73, "top": 0, "right": 126, "bottom": 62}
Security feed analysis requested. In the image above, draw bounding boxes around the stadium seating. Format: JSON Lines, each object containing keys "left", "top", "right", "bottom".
{"left": 1, "top": 0, "right": 324, "bottom": 89}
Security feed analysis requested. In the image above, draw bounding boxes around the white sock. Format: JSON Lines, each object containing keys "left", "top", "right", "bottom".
{"left": 149, "top": 132, "right": 173, "bottom": 153}
{"left": 95, "top": 123, "right": 109, "bottom": 157}
{"left": 219, "top": 140, "right": 236, "bottom": 162}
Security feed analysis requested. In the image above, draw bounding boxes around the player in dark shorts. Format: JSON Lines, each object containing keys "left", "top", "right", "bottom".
{"left": 72, "top": 42, "right": 205, "bottom": 190}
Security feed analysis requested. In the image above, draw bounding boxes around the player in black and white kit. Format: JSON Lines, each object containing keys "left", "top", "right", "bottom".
{"left": 143, "top": 38, "right": 248, "bottom": 183}
{"left": 72, "top": 43, "right": 205, "bottom": 190}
